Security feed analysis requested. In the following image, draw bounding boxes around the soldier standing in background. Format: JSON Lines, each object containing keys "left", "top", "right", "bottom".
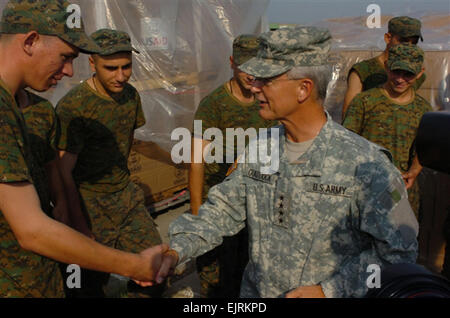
{"left": 342, "top": 16, "right": 426, "bottom": 119}
{"left": 56, "top": 29, "right": 164, "bottom": 297}
{"left": 343, "top": 44, "right": 432, "bottom": 220}
{"left": 190, "top": 34, "right": 275, "bottom": 298}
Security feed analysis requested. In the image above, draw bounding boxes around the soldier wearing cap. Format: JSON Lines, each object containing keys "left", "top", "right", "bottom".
{"left": 342, "top": 16, "right": 427, "bottom": 119}
{"left": 56, "top": 28, "right": 164, "bottom": 297}
{"left": 157, "top": 27, "right": 419, "bottom": 298}
{"left": 190, "top": 34, "right": 274, "bottom": 297}
{"left": 0, "top": 0, "right": 168, "bottom": 298}
{"left": 343, "top": 43, "right": 432, "bottom": 219}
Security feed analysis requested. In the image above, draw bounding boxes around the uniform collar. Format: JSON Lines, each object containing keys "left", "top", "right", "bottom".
{"left": 279, "top": 111, "right": 334, "bottom": 177}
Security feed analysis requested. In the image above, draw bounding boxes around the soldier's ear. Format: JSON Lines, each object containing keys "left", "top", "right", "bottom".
{"left": 384, "top": 33, "right": 392, "bottom": 46}
{"left": 88, "top": 55, "right": 96, "bottom": 73}
{"left": 416, "top": 67, "right": 425, "bottom": 81}
{"left": 230, "top": 56, "right": 236, "bottom": 70}
{"left": 296, "top": 78, "right": 313, "bottom": 103}
{"left": 22, "top": 31, "right": 39, "bottom": 56}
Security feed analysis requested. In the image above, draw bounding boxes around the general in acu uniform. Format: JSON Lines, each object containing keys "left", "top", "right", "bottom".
{"left": 164, "top": 26, "right": 419, "bottom": 298}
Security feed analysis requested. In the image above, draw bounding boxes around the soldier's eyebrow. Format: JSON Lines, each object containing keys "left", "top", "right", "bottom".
{"left": 63, "top": 51, "right": 79, "bottom": 59}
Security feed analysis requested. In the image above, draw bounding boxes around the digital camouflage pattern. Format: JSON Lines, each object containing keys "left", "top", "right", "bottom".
{"left": 0, "top": 0, "right": 100, "bottom": 54}
{"left": 387, "top": 43, "right": 424, "bottom": 75}
{"left": 388, "top": 16, "right": 423, "bottom": 41}
{"left": 170, "top": 114, "right": 419, "bottom": 298}
{"left": 56, "top": 81, "right": 145, "bottom": 193}
{"left": 342, "top": 88, "right": 432, "bottom": 217}
{"left": 90, "top": 29, "right": 140, "bottom": 56}
{"left": 56, "top": 80, "right": 162, "bottom": 295}
{"left": 350, "top": 57, "right": 426, "bottom": 92}
{"left": 0, "top": 82, "right": 64, "bottom": 297}
{"left": 232, "top": 34, "right": 260, "bottom": 66}
{"left": 79, "top": 182, "right": 162, "bottom": 251}
{"left": 194, "top": 83, "right": 275, "bottom": 200}
{"left": 239, "top": 26, "right": 332, "bottom": 78}
{"left": 21, "top": 91, "right": 59, "bottom": 167}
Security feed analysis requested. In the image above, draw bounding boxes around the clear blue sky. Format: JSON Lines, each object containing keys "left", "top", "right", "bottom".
{"left": 267, "top": 0, "right": 450, "bottom": 24}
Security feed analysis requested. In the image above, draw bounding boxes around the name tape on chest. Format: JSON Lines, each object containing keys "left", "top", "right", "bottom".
{"left": 246, "top": 169, "right": 276, "bottom": 184}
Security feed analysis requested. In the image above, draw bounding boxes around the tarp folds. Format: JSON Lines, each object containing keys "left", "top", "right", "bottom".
{"left": 26, "top": 0, "right": 269, "bottom": 152}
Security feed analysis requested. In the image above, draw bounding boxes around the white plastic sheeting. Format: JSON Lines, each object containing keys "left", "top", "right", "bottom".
{"left": 0, "top": 0, "right": 448, "bottom": 148}
{"left": 0, "top": 0, "right": 269, "bottom": 152}
{"left": 66, "top": 0, "right": 269, "bottom": 151}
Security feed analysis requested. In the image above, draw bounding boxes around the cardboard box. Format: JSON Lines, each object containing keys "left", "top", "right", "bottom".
{"left": 128, "top": 140, "right": 188, "bottom": 206}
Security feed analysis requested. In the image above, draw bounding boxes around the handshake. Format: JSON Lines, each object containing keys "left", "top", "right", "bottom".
{"left": 131, "top": 244, "right": 180, "bottom": 287}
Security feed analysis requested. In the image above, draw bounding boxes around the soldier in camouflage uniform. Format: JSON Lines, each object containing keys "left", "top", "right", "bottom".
{"left": 16, "top": 89, "right": 71, "bottom": 225}
{"left": 343, "top": 44, "right": 432, "bottom": 219}
{"left": 157, "top": 27, "right": 419, "bottom": 298}
{"left": 0, "top": 0, "right": 167, "bottom": 298}
{"left": 342, "top": 16, "right": 426, "bottom": 119}
{"left": 56, "top": 29, "right": 163, "bottom": 297}
{"left": 190, "top": 34, "right": 275, "bottom": 297}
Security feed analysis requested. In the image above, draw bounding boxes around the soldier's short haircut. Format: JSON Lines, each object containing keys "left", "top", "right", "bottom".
{"left": 287, "top": 65, "right": 332, "bottom": 101}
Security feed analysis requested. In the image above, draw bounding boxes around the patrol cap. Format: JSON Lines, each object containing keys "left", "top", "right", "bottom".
{"left": 0, "top": 0, "right": 101, "bottom": 54}
{"left": 387, "top": 43, "right": 424, "bottom": 75}
{"left": 232, "top": 34, "right": 259, "bottom": 66}
{"left": 388, "top": 16, "right": 423, "bottom": 42}
{"left": 239, "top": 26, "right": 332, "bottom": 78}
{"left": 90, "top": 29, "right": 140, "bottom": 56}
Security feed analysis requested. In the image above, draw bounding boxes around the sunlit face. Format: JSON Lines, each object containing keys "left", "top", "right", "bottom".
{"left": 386, "top": 68, "right": 418, "bottom": 94}
{"left": 90, "top": 52, "right": 132, "bottom": 94}
{"left": 27, "top": 35, "right": 79, "bottom": 92}
{"left": 250, "top": 73, "right": 300, "bottom": 121}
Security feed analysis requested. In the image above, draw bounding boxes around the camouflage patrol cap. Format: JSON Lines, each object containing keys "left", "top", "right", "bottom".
{"left": 90, "top": 29, "right": 140, "bottom": 56}
{"left": 0, "top": 0, "right": 101, "bottom": 54}
{"left": 387, "top": 43, "right": 424, "bottom": 75}
{"left": 239, "top": 26, "right": 332, "bottom": 78}
{"left": 232, "top": 34, "right": 259, "bottom": 66}
{"left": 388, "top": 16, "right": 423, "bottom": 42}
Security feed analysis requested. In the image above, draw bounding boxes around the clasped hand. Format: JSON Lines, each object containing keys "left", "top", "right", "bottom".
{"left": 133, "top": 244, "right": 179, "bottom": 287}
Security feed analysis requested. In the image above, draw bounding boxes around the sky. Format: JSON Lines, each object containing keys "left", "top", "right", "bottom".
{"left": 266, "top": 0, "right": 450, "bottom": 24}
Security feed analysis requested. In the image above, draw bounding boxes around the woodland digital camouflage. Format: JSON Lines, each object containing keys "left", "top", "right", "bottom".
{"left": 350, "top": 57, "right": 426, "bottom": 92}
{"left": 0, "top": 0, "right": 100, "bottom": 53}
{"left": 0, "top": 82, "right": 64, "bottom": 297}
{"left": 239, "top": 26, "right": 332, "bottom": 78}
{"left": 79, "top": 182, "right": 162, "bottom": 251}
{"left": 388, "top": 16, "right": 423, "bottom": 41}
{"left": 233, "top": 34, "right": 260, "bottom": 66}
{"left": 21, "top": 91, "right": 59, "bottom": 167}
{"left": 170, "top": 114, "right": 418, "bottom": 298}
{"left": 194, "top": 83, "right": 275, "bottom": 200}
{"left": 56, "top": 80, "right": 162, "bottom": 268}
{"left": 90, "top": 29, "right": 140, "bottom": 56}
{"left": 387, "top": 43, "right": 424, "bottom": 75}
{"left": 343, "top": 87, "right": 432, "bottom": 217}
{"left": 56, "top": 81, "right": 145, "bottom": 193}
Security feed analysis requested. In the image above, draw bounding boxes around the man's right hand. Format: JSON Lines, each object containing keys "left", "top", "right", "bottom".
{"left": 156, "top": 249, "right": 179, "bottom": 284}
{"left": 132, "top": 244, "right": 170, "bottom": 287}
